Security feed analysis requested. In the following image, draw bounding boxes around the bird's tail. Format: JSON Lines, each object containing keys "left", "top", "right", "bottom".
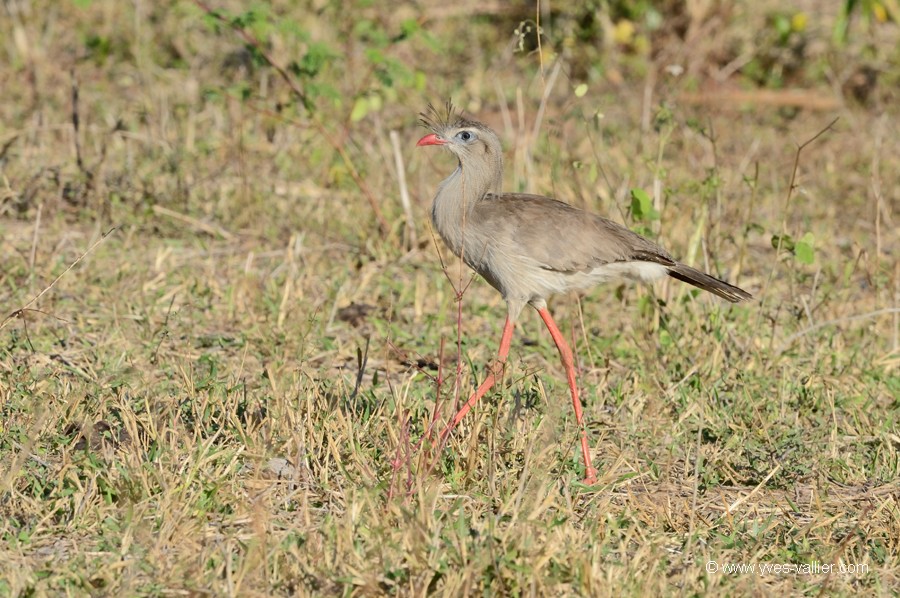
{"left": 666, "top": 263, "right": 752, "bottom": 303}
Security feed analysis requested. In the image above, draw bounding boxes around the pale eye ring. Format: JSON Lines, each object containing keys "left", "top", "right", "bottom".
{"left": 458, "top": 131, "right": 473, "bottom": 141}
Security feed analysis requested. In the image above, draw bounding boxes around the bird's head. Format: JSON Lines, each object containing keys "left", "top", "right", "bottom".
{"left": 416, "top": 101, "right": 502, "bottom": 168}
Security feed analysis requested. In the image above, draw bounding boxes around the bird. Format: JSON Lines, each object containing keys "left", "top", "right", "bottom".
{"left": 416, "top": 102, "right": 751, "bottom": 484}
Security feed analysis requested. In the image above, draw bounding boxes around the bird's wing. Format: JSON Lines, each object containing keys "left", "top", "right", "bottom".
{"left": 478, "top": 193, "right": 675, "bottom": 273}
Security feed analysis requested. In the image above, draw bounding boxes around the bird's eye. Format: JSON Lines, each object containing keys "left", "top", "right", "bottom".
{"left": 457, "top": 131, "right": 473, "bottom": 141}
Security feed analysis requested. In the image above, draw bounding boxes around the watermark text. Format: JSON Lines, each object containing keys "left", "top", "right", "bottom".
{"left": 706, "top": 561, "right": 868, "bottom": 577}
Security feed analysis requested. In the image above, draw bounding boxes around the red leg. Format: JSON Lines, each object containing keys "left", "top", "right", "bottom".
{"left": 537, "top": 308, "right": 598, "bottom": 484}
{"left": 439, "top": 317, "right": 515, "bottom": 442}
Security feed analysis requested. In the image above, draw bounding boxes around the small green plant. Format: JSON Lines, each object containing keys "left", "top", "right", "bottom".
{"left": 629, "top": 187, "right": 659, "bottom": 238}
{"left": 834, "top": 0, "right": 897, "bottom": 44}
{"left": 349, "top": 17, "right": 428, "bottom": 121}
{"left": 771, "top": 232, "right": 816, "bottom": 265}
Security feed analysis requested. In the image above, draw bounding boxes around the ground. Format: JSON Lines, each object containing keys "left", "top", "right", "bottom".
{"left": 1, "top": 1, "right": 898, "bottom": 596}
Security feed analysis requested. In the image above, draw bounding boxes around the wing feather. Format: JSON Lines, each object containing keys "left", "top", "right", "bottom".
{"left": 475, "top": 193, "right": 674, "bottom": 273}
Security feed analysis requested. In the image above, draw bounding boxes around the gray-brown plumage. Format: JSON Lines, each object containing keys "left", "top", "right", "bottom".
{"left": 417, "top": 102, "right": 751, "bottom": 484}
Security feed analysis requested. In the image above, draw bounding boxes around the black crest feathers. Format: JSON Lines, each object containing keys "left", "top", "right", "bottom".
{"left": 419, "top": 100, "right": 481, "bottom": 133}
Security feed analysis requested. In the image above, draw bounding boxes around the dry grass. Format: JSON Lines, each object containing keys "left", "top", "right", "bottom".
{"left": 1, "top": 0, "right": 898, "bottom": 595}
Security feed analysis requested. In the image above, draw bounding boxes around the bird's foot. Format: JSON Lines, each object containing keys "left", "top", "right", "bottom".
{"left": 582, "top": 468, "right": 598, "bottom": 486}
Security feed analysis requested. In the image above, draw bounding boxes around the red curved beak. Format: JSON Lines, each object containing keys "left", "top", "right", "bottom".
{"left": 416, "top": 133, "right": 446, "bottom": 147}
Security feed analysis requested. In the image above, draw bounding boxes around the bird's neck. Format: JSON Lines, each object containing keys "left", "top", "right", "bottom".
{"left": 431, "top": 154, "right": 502, "bottom": 258}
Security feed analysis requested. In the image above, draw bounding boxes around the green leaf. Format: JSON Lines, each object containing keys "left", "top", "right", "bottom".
{"left": 659, "top": 329, "right": 673, "bottom": 347}
{"left": 630, "top": 188, "right": 659, "bottom": 221}
{"left": 297, "top": 42, "right": 338, "bottom": 78}
{"left": 574, "top": 83, "right": 588, "bottom": 97}
{"left": 795, "top": 232, "right": 815, "bottom": 264}
{"left": 364, "top": 48, "right": 385, "bottom": 65}
{"left": 400, "top": 19, "right": 420, "bottom": 38}
{"left": 745, "top": 222, "right": 765, "bottom": 234}
{"left": 350, "top": 97, "right": 369, "bottom": 122}
{"left": 771, "top": 233, "right": 795, "bottom": 252}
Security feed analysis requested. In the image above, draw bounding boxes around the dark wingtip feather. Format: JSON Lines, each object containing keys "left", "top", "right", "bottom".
{"left": 666, "top": 264, "right": 753, "bottom": 303}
